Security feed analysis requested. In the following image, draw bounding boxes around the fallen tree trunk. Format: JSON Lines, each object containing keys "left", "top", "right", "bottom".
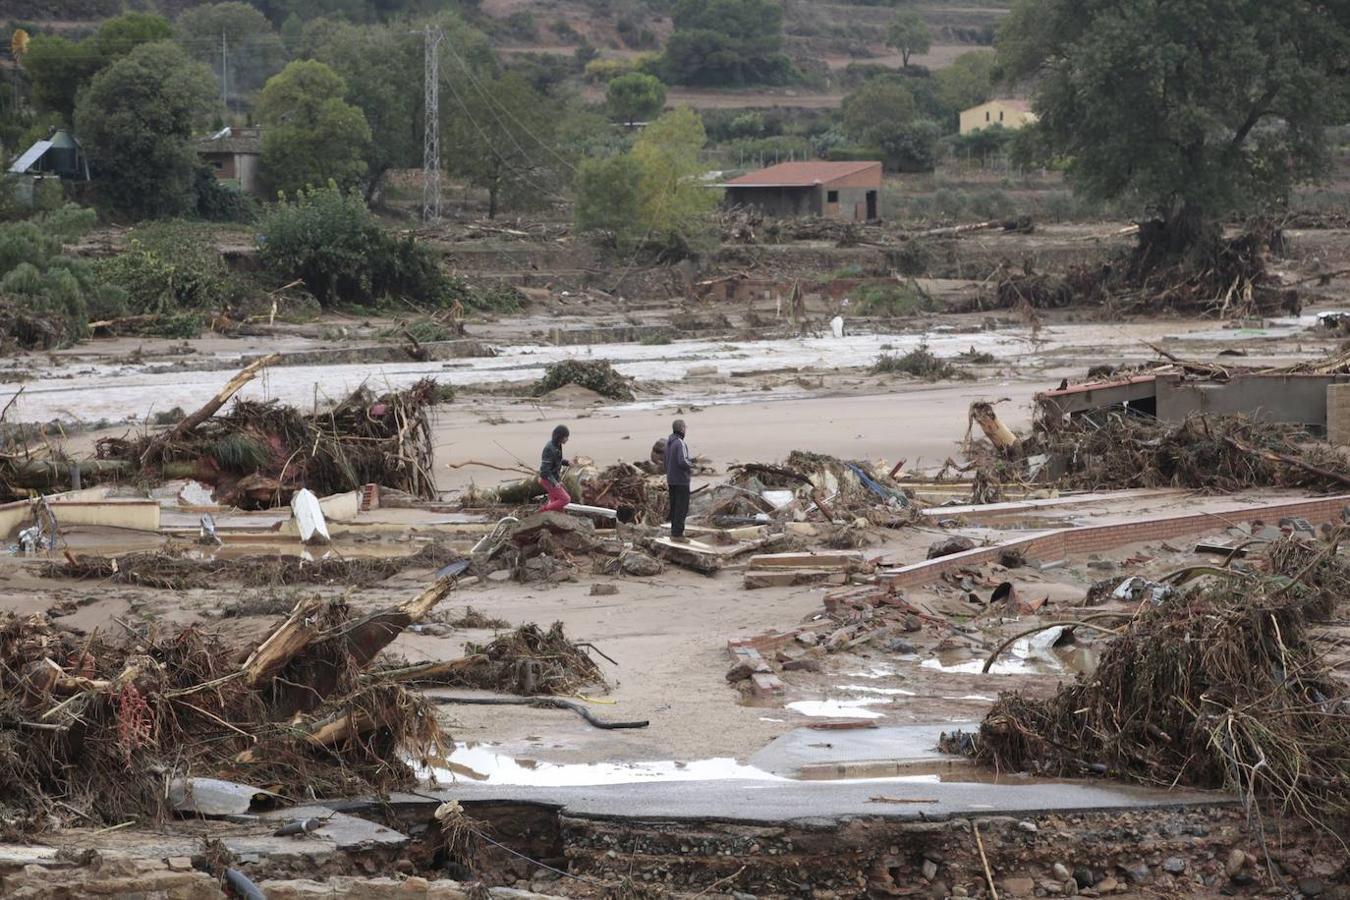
{"left": 140, "top": 353, "right": 281, "bottom": 467}
{"left": 238, "top": 596, "right": 326, "bottom": 688}
{"left": 1, "top": 458, "right": 133, "bottom": 490}
{"left": 372, "top": 654, "right": 488, "bottom": 684}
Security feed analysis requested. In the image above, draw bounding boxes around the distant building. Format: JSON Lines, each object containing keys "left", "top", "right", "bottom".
{"left": 197, "top": 126, "right": 262, "bottom": 196}
{"left": 8, "top": 129, "right": 89, "bottom": 180}
{"left": 7, "top": 129, "right": 89, "bottom": 208}
{"left": 959, "top": 99, "right": 1037, "bottom": 135}
{"left": 722, "top": 161, "right": 883, "bottom": 222}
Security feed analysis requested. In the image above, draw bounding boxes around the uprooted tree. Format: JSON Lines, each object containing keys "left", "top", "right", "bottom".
{"left": 999, "top": 0, "right": 1350, "bottom": 255}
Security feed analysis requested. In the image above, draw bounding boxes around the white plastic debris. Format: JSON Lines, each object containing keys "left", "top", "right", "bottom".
{"left": 291, "top": 489, "right": 331, "bottom": 545}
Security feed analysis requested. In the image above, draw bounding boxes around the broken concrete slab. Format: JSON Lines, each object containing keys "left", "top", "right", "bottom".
{"left": 257, "top": 806, "right": 409, "bottom": 852}
{"left": 745, "top": 550, "right": 866, "bottom": 570}
{"left": 744, "top": 568, "right": 844, "bottom": 589}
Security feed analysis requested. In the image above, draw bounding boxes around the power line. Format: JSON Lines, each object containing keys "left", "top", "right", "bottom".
{"left": 442, "top": 35, "right": 577, "bottom": 175}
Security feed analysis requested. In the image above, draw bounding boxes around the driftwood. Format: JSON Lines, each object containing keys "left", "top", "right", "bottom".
{"left": 140, "top": 353, "right": 281, "bottom": 467}
{"left": 238, "top": 596, "right": 325, "bottom": 688}
{"left": 374, "top": 654, "right": 488, "bottom": 684}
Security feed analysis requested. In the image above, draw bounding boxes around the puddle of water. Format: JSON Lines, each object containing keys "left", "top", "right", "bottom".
{"left": 786, "top": 698, "right": 889, "bottom": 719}
{"left": 842, "top": 665, "right": 897, "bottom": 680}
{"left": 921, "top": 641, "right": 1099, "bottom": 676}
{"left": 425, "top": 744, "right": 784, "bottom": 786}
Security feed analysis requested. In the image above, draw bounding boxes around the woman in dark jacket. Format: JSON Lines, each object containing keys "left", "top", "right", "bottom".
{"left": 538, "top": 425, "right": 571, "bottom": 512}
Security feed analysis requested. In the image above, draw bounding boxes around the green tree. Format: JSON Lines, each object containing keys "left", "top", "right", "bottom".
{"left": 607, "top": 72, "right": 667, "bottom": 125}
{"left": 841, "top": 79, "right": 916, "bottom": 147}
{"left": 574, "top": 154, "right": 644, "bottom": 242}
{"left": 21, "top": 14, "right": 173, "bottom": 121}
{"left": 176, "top": 2, "right": 288, "bottom": 100}
{"left": 74, "top": 41, "right": 216, "bottom": 218}
{"left": 1000, "top": 0, "right": 1350, "bottom": 252}
{"left": 661, "top": 0, "right": 795, "bottom": 86}
{"left": 935, "top": 51, "right": 995, "bottom": 121}
{"left": 632, "top": 107, "right": 716, "bottom": 254}
{"left": 258, "top": 60, "right": 371, "bottom": 195}
{"left": 886, "top": 10, "right": 931, "bottom": 67}
{"left": 443, "top": 72, "right": 560, "bottom": 219}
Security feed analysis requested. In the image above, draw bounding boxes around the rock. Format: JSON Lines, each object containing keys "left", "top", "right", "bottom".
{"left": 1073, "top": 867, "right": 1096, "bottom": 888}
{"left": 1095, "top": 876, "right": 1117, "bottom": 892}
{"left": 1087, "top": 559, "right": 1115, "bottom": 571}
{"left": 902, "top": 614, "right": 923, "bottom": 633}
{"left": 796, "top": 631, "right": 820, "bottom": 647}
{"left": 1226, "top": 849, "right": 1247, "bottom": 878}
{"left": 1054, "top": 863, "right": 1072, "bottom": 881}
{"left": 781, "top": 657, "right": 822, "bottom": 673}
{"left": 618, "top": 551, "right": 663, "bottom": 577}
{"left": 1299, "top": 878, "right": 1324, "bottom": 896}
{"left": 726, "top": 662, "right": 754, "bottom": 683}
{"left": 952, "top": 887, "right": 969, "bottom": 898}
{"left": 1162, "top": 857, "right": 1186, "bottom": 875}
{"left": 1001, "top": 877, "right": 1036, "bottom": 896}
{"left": 589, "top": 583, "right": 619, "bottom": 596}
{"left": 167, "top": 857, "right": 195, "bottom": 871}
{"left": 1230, "top": 872, "right": 1254, "bottom": 886}
{"left": 1039, "top": 879, "right": 1065, "bottom": 895}
{"left": 884, "top": 637, "right": 917, "bottom": 654}
{"left": 1016, "top": 821, "right": 1038, "bottom": 833}
{"left": 922, "top": 859, "right": 938, "bottom": 880}
{"left": 998, "top": 547, "right": 1026, "bottom": 568}
{"left": 927, "top": 535, "right": 976, "bottom": 559}
{"left": 1119, "top": 861, "right": 1151, "bottom": 885}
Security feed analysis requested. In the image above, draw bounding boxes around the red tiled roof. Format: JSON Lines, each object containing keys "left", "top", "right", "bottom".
{"left": 724, "top": 160, "right": 880, "bottom": 188}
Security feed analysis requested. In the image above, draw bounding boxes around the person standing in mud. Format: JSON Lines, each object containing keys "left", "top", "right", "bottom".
{"left": 664, "top": 419, "right": 693, "bottom": 542}
{"left": 539, "top": 425, "right": 571, "bottom": 512}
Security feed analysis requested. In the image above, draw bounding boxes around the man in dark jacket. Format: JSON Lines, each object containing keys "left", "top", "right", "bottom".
{"left": 663, "top": 419, "right": 692, "bottom": 541}
{"left": 539, "top": 425, "right": 571, "bottom": 512}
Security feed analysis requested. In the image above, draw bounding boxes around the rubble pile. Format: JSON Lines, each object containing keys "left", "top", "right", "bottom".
{"left": 580, "top": 462, "right": 668, "bottom": 523}
{"left": 727, "top": 450, "right": 916, "bottom": 527}
{"left": 0, "top": 577, "right": 461, "bottom": 832}
{"left": 948, "top": 538, "right": 1350, "bottom": 827}
{"left": 42, "top": 541, "right": 462, "bottom": 590}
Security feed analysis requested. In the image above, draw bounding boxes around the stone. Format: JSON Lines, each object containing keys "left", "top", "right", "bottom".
{"left": 1053, "top": 863, "right": 1072, "bottom": 881}
{"left": 1230, "top": 872, "right": 1254, "bottom": 886}
{"left": 952, "top": 886, "right": 969, "bottom": 897}
{"left": 167, "top": 857, "right": 195, "bottom": 871}
{"left": 1226, "top": 849, "right": 1247, "bottom": 878}
{"left": 922, "top": 859, "right": 938, "bottom": 880}
{"left": 1094, "top": 877, "right": 1117, "bottom": 893}
{"left": 1038, "top": 879, "right": 1065, "bottom": 895}
{"left": 929, "top": 882, "right": 949, "bottom": 898}
{"left": 1074, "top": 867, "right": 1096, "bottom": 888}
{"left": 1298, "top": 878, "right": 1324, "bottom": 896}
{"left": 1119, "top": 861, "right": 1151, "bottom": 885}
{"left": 902, "top": 614, "right": 923, "bottom": 632}
{"left": 1001, "top": 877, "right": 1036, "bottom": 896}
{"left": 781, "top": 657, "right": 822, "bottom": 673}
{"left": 589, "top": 583, "right": 619, "bottom": 596}
{"left": 1162, "top": 857, "right": 1186, "bottom": 875}
{"left": 1016, "top": 821, "right": 1038, "bottom": 833}
{"left": 884, "top": 638, "right": 917, "bottom": 655}
{"left": 927, "top": 535, "right": 976, "bottom": 559}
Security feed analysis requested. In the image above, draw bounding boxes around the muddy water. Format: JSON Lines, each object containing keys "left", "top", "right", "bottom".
{"left": 6, "top": 320, "right": 1219, "bottom": 422}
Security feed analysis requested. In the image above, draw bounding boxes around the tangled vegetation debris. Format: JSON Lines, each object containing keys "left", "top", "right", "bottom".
{"left": 89, "top": 378, "right": 442, "bottom": 508}
{"left": 42, "top": 542, "right": 461, "bottom": 590}
{"left": 531, "top": 359, "right": 635, "bottom": 401}
{"left": 389, "top": 622, "right": 606, "bottom": 696}
{"left": 1010, "top": 414, "right": 1350, "bottom": 493}
{"left": 0, "top": 579, "right": 460, "bottom": 832}
{"left": 946, "top": 539, "right": 1350, "bottom": 829}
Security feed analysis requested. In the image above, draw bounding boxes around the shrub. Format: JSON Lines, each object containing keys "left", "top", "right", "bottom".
{"left": 259, "top": 185, "right": 454, "bottom": 309}
{"left": 532, "top": 359, "right": 634, "bottom": 401}
{"left": 854, "top": 282, "right": 936, "bottom": 317}
{"left": 871, "top": 344, "right": 970, "bottom": 380}
{"left": 97, "top": 222, "right": 243, "bottom": 315}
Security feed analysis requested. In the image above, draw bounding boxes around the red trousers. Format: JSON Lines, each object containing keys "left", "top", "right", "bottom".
{"left": 539, "top": 478, "right": 571, "bottom": 512}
